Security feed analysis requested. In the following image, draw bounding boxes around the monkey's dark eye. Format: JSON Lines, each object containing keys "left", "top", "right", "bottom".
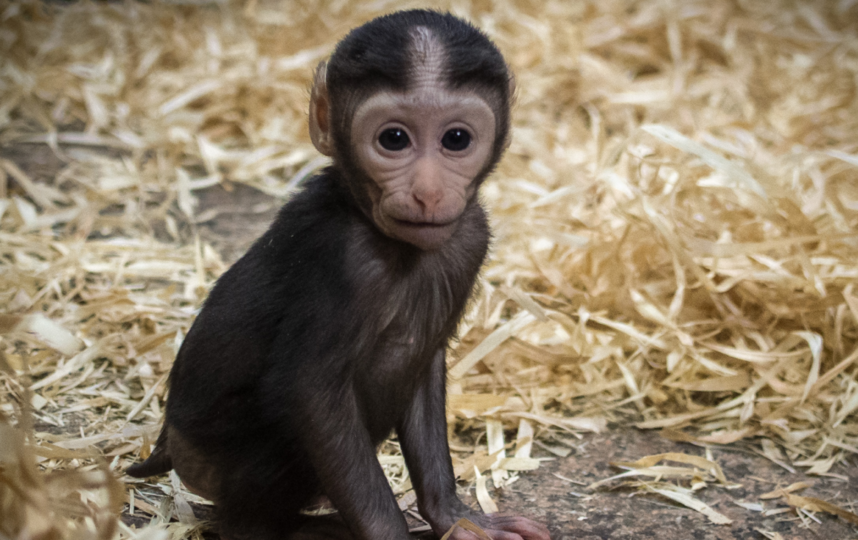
{"left": 441, "top": 129, "right": 471, "bottom": 151}
{"left": 378, "top": 128, "right": 410, "bottom": 151}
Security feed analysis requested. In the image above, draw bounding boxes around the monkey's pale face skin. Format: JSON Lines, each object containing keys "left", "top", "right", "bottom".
{"left": 351, "top": 85, "right": 496, "bottom": 251}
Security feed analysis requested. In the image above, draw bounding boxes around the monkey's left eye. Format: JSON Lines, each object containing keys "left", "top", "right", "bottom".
{"left": 378, "top": 128, "right": 410, "bottom": 151}
{"left": 441, "top": 129, "right": 471, "bottom": 151}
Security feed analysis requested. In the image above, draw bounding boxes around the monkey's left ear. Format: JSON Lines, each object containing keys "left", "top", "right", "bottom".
{"left": 504, "top": 72, "right": 517, "bottom": 151}
{"left": 309, "top": 61, "right": 334, "bottom": 156}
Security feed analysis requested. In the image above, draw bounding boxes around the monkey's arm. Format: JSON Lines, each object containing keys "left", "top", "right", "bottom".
{"left": 291, "top": 379, "right": 412, "bottom": 540}
{"left": 397, "top": 349, "right": 471, "bottom": 532}
{"left": 398, "top": 349, "right": 552, "bottom": 540}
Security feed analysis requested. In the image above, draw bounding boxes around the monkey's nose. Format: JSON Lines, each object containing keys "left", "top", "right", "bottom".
{"left": 411, "top": 159, "right": 444, "bottom": 216}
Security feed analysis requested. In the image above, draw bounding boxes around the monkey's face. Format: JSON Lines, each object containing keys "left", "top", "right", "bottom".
{"left": 349, "top": 85, "right": 497, "bottom": 251}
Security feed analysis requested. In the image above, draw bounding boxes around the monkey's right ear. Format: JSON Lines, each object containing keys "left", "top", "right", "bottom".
{"left": 309, "top": 61, "right": 333, "bottom": 156}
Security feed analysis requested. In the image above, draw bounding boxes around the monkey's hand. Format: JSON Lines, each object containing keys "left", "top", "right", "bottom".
{"left": 438, "top": 512, "right": 551, "bottom": 540}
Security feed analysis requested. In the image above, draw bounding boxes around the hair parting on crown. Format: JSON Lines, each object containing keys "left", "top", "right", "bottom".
{"left": 405, "top": 26, "right": 447, "bottom": 86}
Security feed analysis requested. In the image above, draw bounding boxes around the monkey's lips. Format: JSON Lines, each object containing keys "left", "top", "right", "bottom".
{"left": 389, "top": 218, "right": 458, "bottom": 250}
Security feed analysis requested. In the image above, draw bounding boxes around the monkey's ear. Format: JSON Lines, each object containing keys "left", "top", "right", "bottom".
{"left": 309, "top": 61, "right": 334, "bottom": 157}
{"left": 503, "top": 72, "right": 517, "bottom": 151}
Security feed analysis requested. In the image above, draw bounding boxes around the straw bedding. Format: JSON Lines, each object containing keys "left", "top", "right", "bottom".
{"left": 1, "top": 0, "right": 857, "bottom": 538}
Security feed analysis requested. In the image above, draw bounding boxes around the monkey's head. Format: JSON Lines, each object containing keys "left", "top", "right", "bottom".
{"left": 309, "top": 10, "right": 514, "bottom": 251}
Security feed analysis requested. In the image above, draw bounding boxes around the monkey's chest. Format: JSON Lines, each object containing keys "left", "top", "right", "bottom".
{"left": 358, "top": 275, "right": 458, "bottom": 369}
{"left": 346, "top": 257, "right": 471, "bottom": 437}
{"left": 355, "top": 316, "right": 447, "bottom": 439}
{"left": 365, "top": 322, "right": 436, "bottom": 385}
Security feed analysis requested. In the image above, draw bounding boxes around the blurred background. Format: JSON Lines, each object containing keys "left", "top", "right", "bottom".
{"left": 1, "top": 1, "right": 857, "bottom": 538}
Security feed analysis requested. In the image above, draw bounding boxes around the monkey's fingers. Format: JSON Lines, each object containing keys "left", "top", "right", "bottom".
{"left": 447, "top": 528, "right": 532, "bottom": 540}
{"left": 483, "top": 516, "right": 551, "bottom": 540}
{"left": 445, "top": 528, "right": 502, "bottom": 540}
{"left": 444, "top": 518, "right": 551, "bottom": 540}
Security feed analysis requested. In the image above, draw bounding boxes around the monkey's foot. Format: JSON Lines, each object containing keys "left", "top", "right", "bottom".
{"left": 444, "top": 514, "right": 551, "bottom": 540}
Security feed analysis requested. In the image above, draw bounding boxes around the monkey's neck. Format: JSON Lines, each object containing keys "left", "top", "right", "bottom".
{"left": 340, "top": 195, "right": 489, "bottom": 349}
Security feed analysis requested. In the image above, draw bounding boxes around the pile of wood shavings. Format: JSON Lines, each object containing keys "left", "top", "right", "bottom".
{"left": 1, "top": 0, "right": 857, "bottom": 538}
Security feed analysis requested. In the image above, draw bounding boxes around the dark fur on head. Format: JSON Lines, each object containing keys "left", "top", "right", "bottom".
{"left": 326, "top": 10, "right": 513, "bottom": 174}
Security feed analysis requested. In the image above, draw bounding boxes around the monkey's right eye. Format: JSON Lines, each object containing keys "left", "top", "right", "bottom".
{"left": 378, "top": 128, "right": 410, "bottom": 151}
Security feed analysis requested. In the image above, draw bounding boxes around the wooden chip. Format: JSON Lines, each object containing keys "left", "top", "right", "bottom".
{"left": 440, "top": 518, "right": 492, "bottom": 540}
{"left": 785, "top": 494, "right": 858, "bottom": 525}
{"left": 645, "top": 484, "right": 733, "bottom": 525}
{"left": 760, "top": 481, "right": 812, "bottom": 500}
{"left": 474, "top": 468, "right": 499, "bottom": 515}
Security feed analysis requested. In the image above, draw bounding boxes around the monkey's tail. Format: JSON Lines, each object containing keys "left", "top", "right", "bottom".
{"left": 126, "top": 427, "right": 173, "bottom": 478}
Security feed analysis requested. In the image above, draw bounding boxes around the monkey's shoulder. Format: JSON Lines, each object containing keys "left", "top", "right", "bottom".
{"left": 165, "top": 175, "right": 354, "bottom": 414}
{"left": 254, "top": 172, "right": 353, "bottom": 260}
{"left": 207, "top": 173, "right": 350, "bottom": 288}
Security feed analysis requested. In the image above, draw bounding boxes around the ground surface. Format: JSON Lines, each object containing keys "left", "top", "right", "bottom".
{"left": 497, "top": 429, "right": 858, "bottom": 540}
{"left": 7, "top": 144, "right": 858, "bottom": 539}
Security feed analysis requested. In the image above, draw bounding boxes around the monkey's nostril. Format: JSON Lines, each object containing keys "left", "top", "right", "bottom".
{"left": 412, "top": 184, "right": 444, "bottom": 213}
{"left": 413, "top": 196, "right": 437, "bottom": 215}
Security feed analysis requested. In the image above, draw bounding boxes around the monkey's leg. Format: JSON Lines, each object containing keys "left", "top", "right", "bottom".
{"left": 397, "top": 349, "right": 472, "bottom": 535}
{"left": 214, "top": 456, "right": 320, "bottom": 540}
{"left": 287, "top": 515, "right": 354, "bottom": 540}
{"left": 165, "top": 425, "right": 219, "bottom": 501}
{"left": 398, "top": 350, "right": 551, "bottom": 540}
{"left": 285, "top": 382, "right": 411, "bottom": 540}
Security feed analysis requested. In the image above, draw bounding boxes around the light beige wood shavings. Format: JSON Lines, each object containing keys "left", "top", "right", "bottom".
{"left": 643, "top": 483, "right": 733, "bottom": 525}
{"left": 439, "top": 518, "right": 492, "bottom": 540}
{"left": 587, "top": 451, "right": 728, "bottom": 490}
{"left": 473, "top": 467, "right": 500, "bottom": 515}
{"left": 0, "top": 409, "right": 123, "bottom": 540}
{"left": 757, "top": 481, "right": 858, "bottom": 526}
{"left": 586, "top": 453, "right": 735, "bottom": 524}
{"left": 2, "top": 0, "right": 858, "bottom": 538}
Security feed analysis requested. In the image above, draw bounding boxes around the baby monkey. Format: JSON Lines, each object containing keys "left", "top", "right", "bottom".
{"left": 128, "top": 10, "right": 550, "bottom": 540}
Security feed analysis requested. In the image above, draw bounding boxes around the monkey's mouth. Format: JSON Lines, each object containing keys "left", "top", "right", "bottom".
{"left": 393, "top": 218, "right": 453, "bottom": 228}
{"left": 389, "top": 218, "right": 458, "bottom": 250}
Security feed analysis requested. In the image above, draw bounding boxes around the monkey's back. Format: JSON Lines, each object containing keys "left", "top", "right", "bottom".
{"left": 165, "top": 172, "right": 355, "bottom": 448}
